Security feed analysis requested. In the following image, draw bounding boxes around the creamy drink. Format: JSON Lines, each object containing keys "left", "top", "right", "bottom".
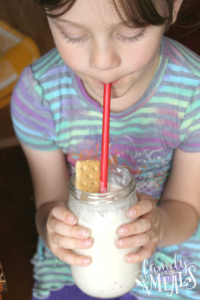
{"left": 68, "top": 165, "right": 142, "bottom": 298}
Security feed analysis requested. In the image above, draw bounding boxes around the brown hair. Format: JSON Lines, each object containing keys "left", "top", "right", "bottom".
{"left": 34, "top": 0, "right": 174, "bottom": 30}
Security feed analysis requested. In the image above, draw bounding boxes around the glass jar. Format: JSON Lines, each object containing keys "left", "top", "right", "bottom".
{"left": 68, "top": 164, "right": 142, "bottom": 298}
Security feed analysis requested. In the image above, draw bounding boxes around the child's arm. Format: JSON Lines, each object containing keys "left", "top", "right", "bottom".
{"left": 21, "top": 144, "right": 92, "bottom": 266}
{"left": 116, "top": 148, "right": 200, "bottom": 263}
{"left": 157, "top": 148, "right": 200, "bottom": 246}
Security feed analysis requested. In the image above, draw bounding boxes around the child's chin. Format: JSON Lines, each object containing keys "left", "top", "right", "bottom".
{"left": 111, "top": 86, "right": 129, "bottom": 99}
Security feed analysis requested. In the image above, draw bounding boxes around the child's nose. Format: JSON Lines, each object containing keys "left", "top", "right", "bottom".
{"left": 89, "top": 42, "right": 121, "bottom": 71}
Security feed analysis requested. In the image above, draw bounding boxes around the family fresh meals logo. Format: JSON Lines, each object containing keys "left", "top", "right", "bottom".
{"left": 135, "top": 254, "right": 197, "bottom": 297}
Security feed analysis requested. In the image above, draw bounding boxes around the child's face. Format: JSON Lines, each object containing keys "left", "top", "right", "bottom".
{"left": 48, "top": 0, "right": 166, "bottom": 106}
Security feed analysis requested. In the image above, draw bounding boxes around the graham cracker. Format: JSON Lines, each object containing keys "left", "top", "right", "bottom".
{"left": 75, "top": 160, "right": 100, "bottom": 193}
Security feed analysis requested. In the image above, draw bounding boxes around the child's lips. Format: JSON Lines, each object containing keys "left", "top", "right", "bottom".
{"left": 112, "top": 79, "right": 121, "bottom": 86}
{"left": 100, "top": 78, "right": 121, "bottom": 86}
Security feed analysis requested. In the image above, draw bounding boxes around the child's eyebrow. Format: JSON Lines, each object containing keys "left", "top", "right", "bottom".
{"left": 56, "top": 18, "right": 81, "bottom": 26}
{"left": 56, "top": 17, "right": 134, "bottom": 29}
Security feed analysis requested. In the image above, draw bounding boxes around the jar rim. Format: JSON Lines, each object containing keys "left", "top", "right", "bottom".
{"left": 68, "top": 164, "right": 136, "bottom": 204}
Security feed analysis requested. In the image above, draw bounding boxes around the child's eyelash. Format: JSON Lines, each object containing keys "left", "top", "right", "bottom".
{"left": 60, "top": 29, "right": 146, "bottom": 44}
{"left": 119, "top": 30, "right": 146, "bottom": 43}
{"left": 60, "top": 31, "right": 84, "bottom": 44}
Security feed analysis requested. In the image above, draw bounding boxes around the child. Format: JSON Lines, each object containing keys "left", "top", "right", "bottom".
{"left": 11, "top": 0, "right": 200, "bottom": 299}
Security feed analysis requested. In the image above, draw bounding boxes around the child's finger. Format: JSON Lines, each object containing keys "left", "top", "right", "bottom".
{"left": 51, "top": 205, "right": 77, "bottom": 225}
{"left": 127, "top": 194, "right": 155, "bottom": 219}
{"left": 49, "top": 218, "right": 90, "bottom": 239}
{"left": 116, "top": 228, "right": 157, "bottom": 249}
{"left": 52, "top": 233, "right": 93, "bottom": 250}
{"left": 125, "top": 240, "right": 157, "bottom": 263}
{"left": 117, "top": 217, "right": 152, "bottom": 237}
{"left": 55, "top": 248, "right": 91, "bottom": 266}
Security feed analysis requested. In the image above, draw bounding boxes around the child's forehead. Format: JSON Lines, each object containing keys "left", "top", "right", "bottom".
{"left": 54, "top": 0, "right": 129, "bottom": 28}
{"left": 53, "top": 0, "right": 167, "bottom": 28}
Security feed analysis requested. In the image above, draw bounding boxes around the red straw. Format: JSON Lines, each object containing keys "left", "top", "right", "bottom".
{"left": 100, "top": 83, "right": 111, "bottom": 193}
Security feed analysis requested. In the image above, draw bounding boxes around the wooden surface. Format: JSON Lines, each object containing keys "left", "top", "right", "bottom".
{"left": 0, "top": 0, "right": 55, "bottom": 148}
{"left": 0, "top": 104, "right": 19, "bottom": 149}
{"left": 0, "top": 0, "right": 55, "bottom": 56}
{"left": 0, "top": 105, "right": 15, "bottom": 140}
{"left": 0, "top": 147, "right": 37, "bottom": 300}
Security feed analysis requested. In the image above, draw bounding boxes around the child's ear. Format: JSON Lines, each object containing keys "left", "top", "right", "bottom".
{"left": 172, "top": 0, "right": 183, "bottom": 24}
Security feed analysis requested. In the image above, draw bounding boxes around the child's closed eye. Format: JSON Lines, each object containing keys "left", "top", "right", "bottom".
{"left": 60, "top": 29, "right": 146, "bottom": 45}
{"left": 60, "top": 31, "right": 87, "bottom": 44}
{"left": 117, "top": 30, "right": 146, "bottom": 43}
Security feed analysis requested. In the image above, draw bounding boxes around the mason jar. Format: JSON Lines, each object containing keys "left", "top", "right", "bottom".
{"left": 68, "top": 164, "right": 142, "bottom": 298}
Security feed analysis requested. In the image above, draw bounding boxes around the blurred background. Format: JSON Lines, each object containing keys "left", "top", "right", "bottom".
{"left": 0, "top": 0, "right": 200, "bottom": 299}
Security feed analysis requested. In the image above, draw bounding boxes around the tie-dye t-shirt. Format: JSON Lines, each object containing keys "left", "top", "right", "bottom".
{"left": 11, "top": 36, "right": 200, "bottom": 300}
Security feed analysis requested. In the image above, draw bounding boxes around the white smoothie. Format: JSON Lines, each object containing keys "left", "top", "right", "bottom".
{"left": 68, "top": 183, "right": 141, "bottom": 298}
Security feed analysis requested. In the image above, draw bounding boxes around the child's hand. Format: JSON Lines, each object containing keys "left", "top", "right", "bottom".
{"left": 47, "top": 205, "right": 92, "bottom": 266}
{"left": 116, "top": 193, "right": 160, "bottom": 263}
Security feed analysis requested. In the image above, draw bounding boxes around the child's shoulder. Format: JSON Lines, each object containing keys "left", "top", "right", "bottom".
{"left": 30, "top": 47, "right": 70, "bottom": 81}
{"left": 162, "top": 36, "right": 200, "bottom": 80}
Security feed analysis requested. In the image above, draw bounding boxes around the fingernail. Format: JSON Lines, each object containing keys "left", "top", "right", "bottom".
{"left": 125, "top": 256, "right": 132, "bottom": 262}
{"left": 68, "top": 215, "right": 76, "bottom": 224}
{"left": 82, "top": 239, "right": 92, "bottom": 247}
{"left": 116, "top": 239, "right": 126, "bottom": 247}
{"left": 127, "top": 209, "right": 135, "bottom": 218}
{"left": 118, "top": 226, "right": 127, "bottom": 236}
{"left": 125, "top": 255, "right": 137, "bottom": 262}
{"left": 82, "top": 258, "right": 90, "bottom": 265}
{"left": 79, "top": 229, "right": 89, "bottom": 237}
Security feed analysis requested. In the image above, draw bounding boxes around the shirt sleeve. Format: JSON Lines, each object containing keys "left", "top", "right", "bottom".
{"left": 179, "top": 84, "right": 200, "bottom": 152}
{"left": 11, "top": 66, "right": 59, "bottom": 151}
